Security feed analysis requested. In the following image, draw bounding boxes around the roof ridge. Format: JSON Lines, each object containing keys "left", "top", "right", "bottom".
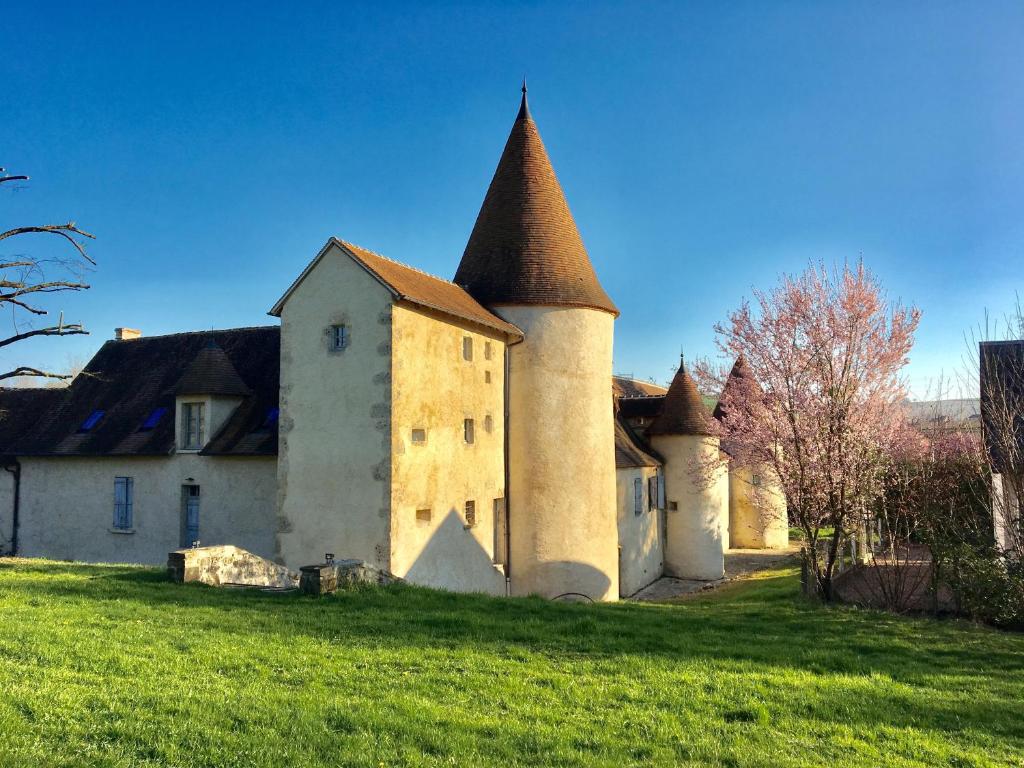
{"left": 336, "top": 238, "right": 457, "bottom": 287}
{"left": 109, "top": 325, "right": 278, "bottom": 342}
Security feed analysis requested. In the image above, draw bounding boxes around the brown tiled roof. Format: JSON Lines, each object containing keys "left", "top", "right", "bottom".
{"left": 271, "top": 239, "right": 522, "bottom": 339}
{"left": 454, "top": 92, "right": 618, "bottom": 316}
{"left": 0, "top": 388, "right": 64, "bottom": 458}
{"left": 614, "top": 416, "right": 662, "bottom": 468}
{"left": 5, "top": 327, "right": 279, "bottom": 457}
{"left": 339, "top": 240, "right": 523, "bottom": 338}
{"left": 646, "top": 363, "right": 715, "bottom": 437}
{"left": 712, "top": 354, "right": 761, "bottom": 422}
{"left": 613, "top": 376, "right": 668, "bottom": 399}
{"left": 175, "top": 340, "right": 252, "bottom": 396}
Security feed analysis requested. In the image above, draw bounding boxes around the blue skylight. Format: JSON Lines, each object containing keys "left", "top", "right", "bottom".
{"left": 140, "top": 407, "right": 168, "bottom": 431}
{"left": 261, "top": 407, "right": 280, "bottom": 429}
{"left": 78, "top": 410, "right": 105, "bottom": 433}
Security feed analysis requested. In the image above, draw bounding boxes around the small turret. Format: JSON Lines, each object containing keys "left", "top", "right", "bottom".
{"left": 647, "top": 360, "right": 728, "bottom": 580}
{"left": 715, "top": 355, "right": 789, "bottom": 549}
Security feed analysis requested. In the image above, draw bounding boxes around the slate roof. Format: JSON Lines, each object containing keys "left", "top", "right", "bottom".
{"left": 614, "top": 416, "right": 662, "bottom": 468}
{"left": 175, "top": 340, "right": 252, "bottom": 396}
{"left": 980, "top": 340, "right": 1024, "bottom": 473}
{"left": 2, "top": 327, "right": 279, "bottom": 457}
{"left": 454, "top": 91, "right": 618, "bottom": 315}
{"left": 0, "top": 388, "right": 64, "bottom": 458}
{"left": 646, "top": 363, "right": 715, "bottom": 437}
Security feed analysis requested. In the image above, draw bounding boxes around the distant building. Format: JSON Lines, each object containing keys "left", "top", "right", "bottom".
{"left": 0, "top": 90, "right": 786, "bottom": 600}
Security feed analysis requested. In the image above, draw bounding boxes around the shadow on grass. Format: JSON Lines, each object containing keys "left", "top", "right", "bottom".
{"left": 3, "top": 557, "right": 1024, "bottom": 742}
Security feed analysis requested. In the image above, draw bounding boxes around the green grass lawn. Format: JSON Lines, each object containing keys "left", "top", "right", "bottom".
{"left": 1, "top": 560, "right": 1022, "bottom": 768}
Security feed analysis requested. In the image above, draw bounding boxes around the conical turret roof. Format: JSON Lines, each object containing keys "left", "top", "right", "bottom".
{"left": 454, "top": 88, "right": 618, "bottom": 315}
{"left": 647, "top": 361, "right": 714, "bottom": 436}
{"left": 174, "top": 340, "right": 251, "bottom": 397}
{"left": 713, "top": 353, "right": 761, "bottom": 422}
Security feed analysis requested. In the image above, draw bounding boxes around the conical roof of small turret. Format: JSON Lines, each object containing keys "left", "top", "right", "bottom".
{"left": 454, "top": 85, "right": 618, "bottom": 315}
{"left": 713, "top": 353, "right": 761, "bottom": 422}
{"left": 174, "top": 339, "right": 251, "bottom": 396}
{"left": 647, "top": 360, "right": 714, "bottom": 437}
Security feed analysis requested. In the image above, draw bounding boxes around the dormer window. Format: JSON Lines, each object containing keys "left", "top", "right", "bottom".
{"left": 329, "top": 324, "right": 349, "bottom": 352}
{"left": 181, "top": 402, "right": 205, "bottom": 450}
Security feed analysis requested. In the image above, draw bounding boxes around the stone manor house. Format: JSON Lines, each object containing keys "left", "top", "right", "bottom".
{"left": 0, "top": 91, "right": 787, "bottom": 600}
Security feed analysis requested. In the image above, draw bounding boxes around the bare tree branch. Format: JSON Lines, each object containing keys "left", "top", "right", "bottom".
{"left": 0, "top": 366, "right": 74, "bottom": 382}
{"left": 0, "top": 324, "right": 87, "bottom": 349}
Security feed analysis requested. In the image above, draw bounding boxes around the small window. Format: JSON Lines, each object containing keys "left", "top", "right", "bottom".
{"left": 484, "top": 341, "right": 493, "bottom": 360}
{"left": 634, "top": 477, "right": 643, "bottom": 516}
{"left": 464, "top": 500, "right": 476, "bottom": 527}
{"left": 484, "top": 370, "right": 492, "bottom": 384}
{"left": 113, "top": 477, "right": 134, "bottom": 530}
{"left": 484, "top": 414, "right": 493, "bottom": 433}
{"left": 139, "top": 407, "right": 167, "bottom": 432}
{"left": 416, "top": 508, "right": 432, "bottom": 524}
{"left": 411, "top": 428, "right": 427, "bottom": 445}
{"left": 463, "top": 418, "right": 475, "bottom": 444}
{"left": 462, "top": 336, "right": 473, "bottom": 361}
{"left": 669, "top": 501, "right": 679, "bottom": 511}
{"left": 329, "top": 324, "right": 349, "bottom": 352}
{"left": 78, "top": 410, "right": 105, "bottom": 433}
{"left": 181, "top": 402, "right": 205, "bottom": 450}
{"left": 752, "top": 474, "right": 763, "bottom": 487}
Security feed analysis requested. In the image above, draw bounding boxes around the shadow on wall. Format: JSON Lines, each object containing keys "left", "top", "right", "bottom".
{"left": 403, "top": 508, "right": 506, "bottom": 596}
{"left": 403, "top": 508, "right": 613, "bottom": 601}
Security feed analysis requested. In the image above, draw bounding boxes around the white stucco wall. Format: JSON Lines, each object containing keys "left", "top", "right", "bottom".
{"left": 616, "top": 465, "right": 664, "bottom": 597}
{"left": 653, "top": 434, "right": 728, "bottom": 580}
{"left": 275, "top": 242, "right": 393, "bottom": 569}
{"left": 0, "top": 465, "right": 14, "bottom": 555}
{"left": 16, "top": 454, "right": 277, "bottom": 564}
{"left": 389, "top": 305, "right": 507, "bottom": 595}
{"left": 728, "top": 465, "right": 789, "bottom": 549}
{"left": 497, "top": 306, "right": 619, "bottom": 601}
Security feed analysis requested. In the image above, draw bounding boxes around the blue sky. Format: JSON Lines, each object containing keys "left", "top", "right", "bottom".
{"left": 3, "top": 1, "right": 1022, "bottom": 397}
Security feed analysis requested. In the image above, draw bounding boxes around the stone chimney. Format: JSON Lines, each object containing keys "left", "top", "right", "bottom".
{"left": 114, "top": 327, "right": 142, "bottom": 341}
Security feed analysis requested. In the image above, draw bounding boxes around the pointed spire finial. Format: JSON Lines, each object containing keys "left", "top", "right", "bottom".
{"left": 517, "top": 77, "right": 531, "bottom": 121}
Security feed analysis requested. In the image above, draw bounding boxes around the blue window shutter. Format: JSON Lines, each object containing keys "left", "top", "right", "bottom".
{"left": 634, "top": 477, "right": 643, "bottom": 515}
{"left": 657, "top": 473, "right": 666, "bottom": 509}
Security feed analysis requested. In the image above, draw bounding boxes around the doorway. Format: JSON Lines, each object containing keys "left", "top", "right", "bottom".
{"left": 181, "top": 485, "right": 200, "bottom": 548}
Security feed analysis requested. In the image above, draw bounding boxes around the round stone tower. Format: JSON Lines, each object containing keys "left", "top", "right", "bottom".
{"left": 454, "top": 87, "right": 620, "bottom": 601}
{"left": 647, "top": 361, "right": 728, "bottom": 581}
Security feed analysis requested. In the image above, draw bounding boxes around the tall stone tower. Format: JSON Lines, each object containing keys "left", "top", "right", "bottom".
{"left": 647, "top": 361, "right": 728, "bottom": 580}
{"left": 454, "top": 87, "right": 620, "bottom": 601}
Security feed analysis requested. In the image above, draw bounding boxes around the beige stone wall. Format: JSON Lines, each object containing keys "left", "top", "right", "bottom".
{"left": 653, "top": 434, "right": 728, "bottom": 580}
{"left": 616, "top": 466, "right": 664, "bottom": 597}
{"left": 275, "top": 242, "right": 393, "bottom": 569}
{"left": 728, "top": 465, "right": 789, "bottom": 549}
{"left": 497, "top": 306, "right": 619, "bottom": 601}
{"left": 15, "top": 454, "right": 277, "bottom": 564}
{"left": 388, "top": 304, "right": 507, "bottom": 595}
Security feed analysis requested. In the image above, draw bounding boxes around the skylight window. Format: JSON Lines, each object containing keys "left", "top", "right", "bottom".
{"left": 78, "top": 410, "right": 105, "bottom": 433}
{"left": 139, "top": 407, "right": 168, "bottom": 431}
{"left": 260, "top": 407, "right": 280, "bottom": 430}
